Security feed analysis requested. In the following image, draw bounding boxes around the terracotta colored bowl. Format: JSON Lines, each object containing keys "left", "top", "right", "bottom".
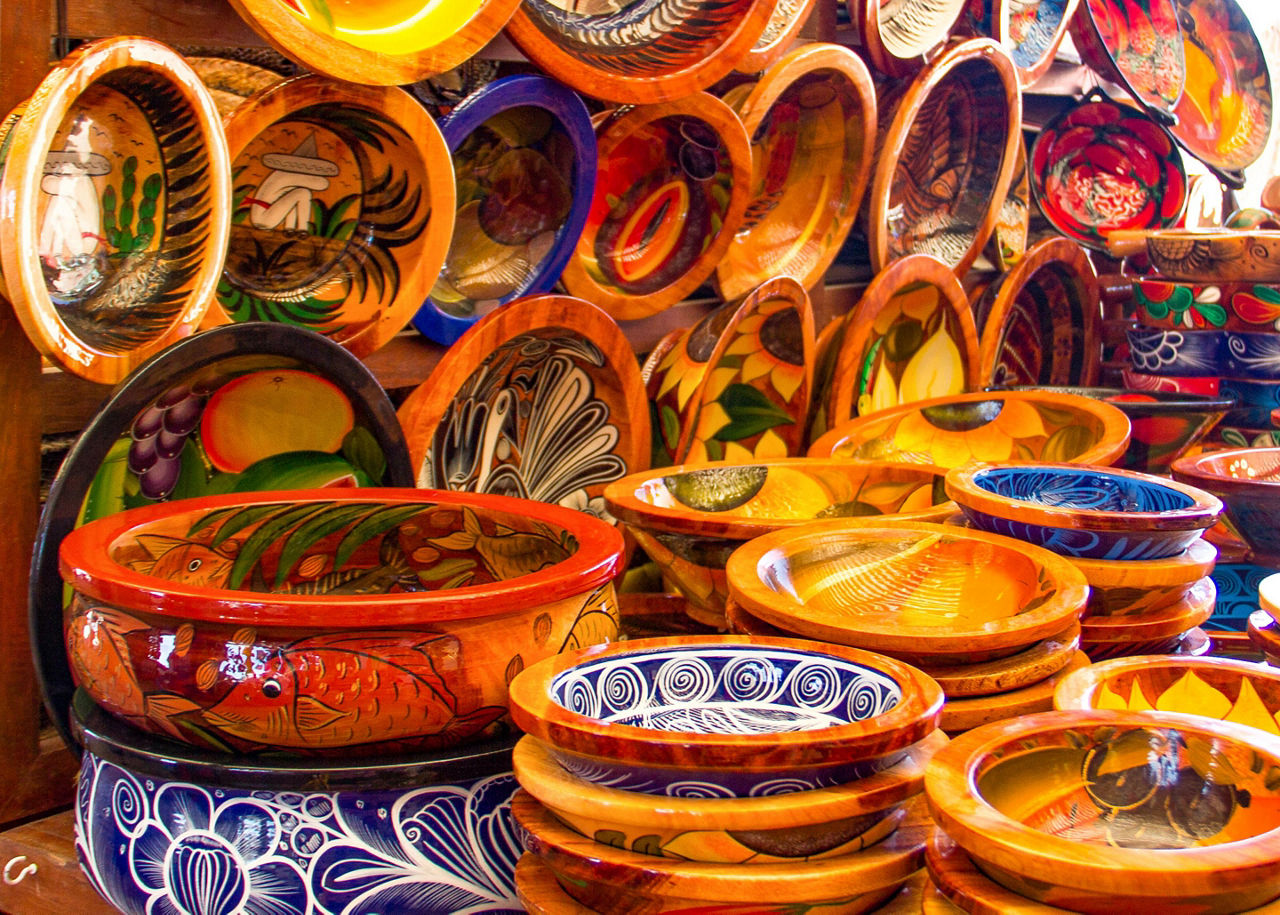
{"left": 512, "top": 729, "right": 946, "bottom": 863}
{"left": 926, "top": 827, "right": 1064, "bottom": 914}
{"left": 1171, "top": 447, "right": 1280, "bottom": 556}
{"left": 1079, "top": 576, "right": 1216, "bottom": 643}
{"left": 505, "top": 636, "right": 944, "bottom": 797}
{"left": 1067, "top": 533, "right": 1218, "bottom": 596}
{"left": 1219, "top": 377, "right": 1280, "bottom": 428}
{"left": 1134, "top": 278, "right": 1280, "bottom": 332}
{"left": 515, "top": 854, "right": 594, "bottom": 914}
{"left": 513, "top": 790, "right": 932, "bottom": 914}
{"left": 737, "top": 0, "right": 819, "bottom": 73}
{"left": 945, "top": 462, "right": 1223, "bottom": 560}
{"left": 1128, "top": 229, "right": 1280, "bottom": 283}
{"left": 58, "top": 488, "right": 624, "bottom": 755}
{"left": 1121, "top": 367, "right": 1221, "bottom": 395}
{"left": 725, "top": 520, "right": 1089, "bottom": 665}
{"left": 1068, "top": 0, "right": 1184, "bottom": 118}
{"left": 939, "top": 652, "right": 1091, "bottom": 733}
{"left": 926, "top": 710, "right": 1280, "bottom": 912}
{"left": 922, "top": 623, "right": 1081, "bottom": 698}
{"left": 808, "top": 390, "right": 1131, "bottom": 469}
{"left": 1250, "top": 608, "right": 1280, "bottom": 666}
{"left": 846, "top": 0, "right": 969, "bottom": 77}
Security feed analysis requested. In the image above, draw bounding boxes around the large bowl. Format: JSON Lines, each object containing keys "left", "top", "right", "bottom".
{"left": 505, "top": 636, "right": 945, "bottom": 797}
{"left": 58, "top": 488, "right": 624, "bottom": 755}
{"left": 945, "top": 462, "right": 1223, "bottom": 560}
{"left": 925, "top": 710, "right": 1280, "bottom": 913}
{"left": 725, "top": 521, "right": 1090, "bottom": 665}
{"left": 1066, "top": 536, "right": 1219, "bottom": 614}
{"left": 1172, "top": 447, "right": 1280, "bottom": 556}
{"left": 808, "top": 390, "right": 1131, "bottom": 468}
{"left": 1219, "top": 377, "right": 1280, "bottom": 427}
{"left": 1068, "top": 0, "right": 1184, "bottom": 119}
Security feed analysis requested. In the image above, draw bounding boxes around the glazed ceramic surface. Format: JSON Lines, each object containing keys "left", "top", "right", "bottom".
{"left": 921, "top": 623, "right": 1081, "bottom": 698}
{"left": 72, "top": 692, "right": 523, "bottom": 915}
{"left": 945, "top": 462, "right": 1223, "bottom": 560}
{"left": 396, "top": 295, "right": 648, "bottom": 522}
{"left": 212, "top": 75, "right": 453, "bottom": 357}
{"left": 1212, "top": 561, "right": 1276, "bottom": 632}
{"left": 1127, "top": 326, "right": 1225, "bottom": 376}
{"left": 1224, "top": 331, "right": 1280, "bottom": 379}
{"left": 994, "top": 0, "right": 1081, "bottom": 85}
{"left": 1219, "top": 377, "right": 1280, "bottom": 427}
{"left": 58, "top": 488, "right": 624, "bottom": 755}
{"left": 412, "top": 76, "right": 595, "bottom": 345}
{"left": 1172, "top": 447, "right": 1280, "bottom": 556}
{"left": 938, "top": 651, "right": 1091, "bottom": 733}
{"left": 846, "top": 0, "right": 969, "bottom": 77}
{"left": 726, "top": 520, "right": 1090, "bottom": 664}
{"left": 1135, "top": 278, "right": 1280, "bottom": 332}
{"left": 738, "top": 0, "right": 819, "bottom": 72}
{"left": 986, "top": 133, "right": 1030, "bottom": 270}
{"left": 925, "top": 710, "right": 1280, "bottom": 912}
{"left": 1139, "top": 229, "right": 1280, "bottom": 282}
{"left": 1068, "top": 0, "right": 1184, "bottom": 117}
{"left": 561, "top": 95, "right": 751, "bottom": 320}
{"left": 1121, "top": 366, "right": 1221, "bottom": 395}
{"left": 809, "top": 390, "right": 1131, "bottom": 468}
{"left": 1079, "top": 576, "right": 1216, "bottom": 644}
{"left": 0, "top": 37, "right": 230, "bottom": 383}
{"left": 1252, "top": 607, "right": 1280, "bottom": 665}
{"left": 515, "top": 855, "right": 594, "bottom": 914}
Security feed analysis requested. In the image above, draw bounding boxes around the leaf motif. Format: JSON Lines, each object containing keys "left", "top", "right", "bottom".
{"left": 191, "top": 503, "right": 286, "bottom": 545}
{"left": 273, "top": 503, "right": 375, "bottom": 587}
{"left": 712, "top": 383, "right": 795, "bottom": 442}
{"left": 342, "top": 426, "right": 388, "bottom": 484}
{"left": 333, "top": 504, "right": 428, "bottom": 570}
{"left": 229, "top": 503, "right": 332, "bottom": 589}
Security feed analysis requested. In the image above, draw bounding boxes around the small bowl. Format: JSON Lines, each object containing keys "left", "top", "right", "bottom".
{"left": 1134, "top": 278, "right": 1280, "bottom": 332}
{"left": 725, "top": 521, "right": 1089, "bottom": 665}
{"left": 945, "top": 462, "right": 1223, "bottom": 560}
{"left": 921, "top": 623, "right": 1081, "bottom": 698}
{"left": 59, "top": 488, "right": 625, "bottom": 755}
{"left": 505, "top": 636, "right": 945, "bottom": 796}
{"left": 939, "top": 652, "right": 1091, "bottom": 733}
{"left": 808, "top": 390, "right": 1131, "bottom": 469}
{"left": 1171, "top": 447, "right": 1280, "bottom": 556}
{"left": 1079, "top": 577, "right": 1217, "bottom": 643}
{"left": 926, "top": 710, "right": 1280, "bottom": 912}
{"left": 845, "top": 0, "right": 968, "bottom": 76}
{"left": 1068, "top": 0, "right": 1184, "bottom": 118}
{"left": 1121, "top": 366, "right": 1222, "bottom": 395}
{"left": 1067, "top": 535, "right": 1218, "bottom": 593}
{"left": 737, "top": 0, "right": 820, "bottom": 73}
{"left": 512, "top": 729, "right": 946, "bottom": 863}
{"left": 1126, "top": 326, "right": 1225, "bottom": 376}
{"left": 1225, "top": 332, "right": 1280, "bottom": 380}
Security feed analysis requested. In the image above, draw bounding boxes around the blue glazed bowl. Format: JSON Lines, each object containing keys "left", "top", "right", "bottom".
{"left": 412, "top": 75, "right": 596, "bottom": 345}
{"left": 71, "top": 691, "right": 523, "bottom": 915}
{"left": 1127, "top": 326, "right": 1226, "bottom": 377}
{"left": 945, "top": 462, "right": 1223, "bottom": 560}
{"left": 1219, "top": 377, "right": 1280, "bottom": 427}
{"left": 1225, "top": 331, "right": 1280, "bottom": 380}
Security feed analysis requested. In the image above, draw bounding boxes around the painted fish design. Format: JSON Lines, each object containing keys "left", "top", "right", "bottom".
{"left": 428, "top": 507, "right": 572, "bottom": 580}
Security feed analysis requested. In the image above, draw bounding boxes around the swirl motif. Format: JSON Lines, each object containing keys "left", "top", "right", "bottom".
{"left": 748, "top": 777, "right": 827, "bottom": 797}
{"left": 976, "top": 468, "right": 1194, "bottom": 513}
{"left": 559, "top": 675, "right": 600, "bottom": 719}
{"left": 1225, "top": 332, "right": 1280, "bottom": 379}
{"left": 654, "top": 656, "right": 715, "bottom": 705}
{"left": 847, "top": 677, "right": 897, "bottom": 721}
{"left": 112, "top": 774, "right": 146, "bottom": 836}
{"left": 599, "top": 663, "right": 649, "bottom": 715}
{"left": 666, "top": 781, "right": 737, "bottom": 799}
{"left": 786, "top": 661, "right": 843, "bottom": 711}
{"left": 721, "top": 656, "right": 782, "bottom": 704}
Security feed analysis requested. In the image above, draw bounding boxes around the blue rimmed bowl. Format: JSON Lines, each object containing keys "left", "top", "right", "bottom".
{"left": 945, "top": 462, "right": 1223, "bottom": 560}
{"left": 1127, "top": 326, "right": 1226, "bottom": 376}
{"left": 412, "top": 74, "right": 596, "bottom": 345}
{"left": 1225, "top": 331, "right": 1280, "bottom": 380}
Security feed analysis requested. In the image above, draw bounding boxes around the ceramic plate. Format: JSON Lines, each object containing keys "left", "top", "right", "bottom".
{"left": 30, "top": 323, "right": 413, "bottom": 752}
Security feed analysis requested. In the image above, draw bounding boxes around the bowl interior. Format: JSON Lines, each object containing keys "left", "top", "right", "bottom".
{"left": 971, "top": 466, "right": 1198, "bottom": 516}
{"left": 1186, "top": 449, "right": 1280, "bottom": 483}
{"left": 274, "top": 0, "right": 488, "bottom": 55}
{"left": 548, "top": 643, "right": 903, "bottom": 733}
{"left": 1077, "top": 0, "right": 1184, "bottom": 112}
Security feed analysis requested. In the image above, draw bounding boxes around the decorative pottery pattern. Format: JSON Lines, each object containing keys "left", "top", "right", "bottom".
{"left": 1135, "top": 279, "right": 1280, "bottom": 332}
{"left": 1215, "top": 427, "right": 1280, "bottom": 449}
{"left": 1218, "top": 378, "right": 1280, "bottom": 428}
{"left": 1126, "top": 326, "right": 1224, "bottom": 376}
{"left": 1172, "top": 448, "right": 1280, "bottom": 556}
{"left": 999, "top": 0, "right": 1078, "bottom": 84}
{"left": 969, "top": 466, "right": 1198, "bottom": 512}
{"left": 847, "top": 0, "right": 969, "bottom": 76}
{"left": 1069, "top": 0, "right": 1184, "bottom": 114}
{"left": 1211, "top": 562, "right": 1276, "bottom": 631}
{"left": 1121, "top": 366, "right": 1221, "bottom": 395}
{"left": 1225, "top": 332, "right": 1280, "bottom": 380}
{"left": 985, "top": 134, "right": 1029, "bottom": 269}
{"left": 1139, "top": 230, "right": 1280, "bottom": 282}
{"left": 738, "top": 0, "right": 818, "bottom": 72}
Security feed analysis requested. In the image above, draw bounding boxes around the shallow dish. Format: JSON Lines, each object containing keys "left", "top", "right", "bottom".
{"left": 726, "top": 521, "right": 1089, "bottom": 665}
{"left": 1127, "top": 326, "right": 1225, "bottom": 376}
{"left": 921, "top": 623, "right": 1081, "bottom": 698}
{"left": 1134, "top": 278, "right": 1280, "bottom": 332}
{"left": 1079, "top": 576, "right": 1216, "bottom": 643}
{"left": 59, "top": 488, "right": 624, "bottom": 755}
{"left": 1171, "top": 447, "right": 1280, "bottom": 556}
{"left": 938, "top": 652, "right": 1091, "bottom": 733}
{"left": 1068, "top": 0, "right": 1184, "bottom": 119}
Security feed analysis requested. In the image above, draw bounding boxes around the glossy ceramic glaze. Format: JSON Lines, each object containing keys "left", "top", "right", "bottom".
{"left": 938, "top": 651, "right": 1091, "bottom": 733}
{"left": 72, "top": 692, "right": 523, "bottom": 915}
{"left": 1215, "top": 426, "right": 1280, "bottom": 450}
{"left": 726, "top": 520, "right": 1090, "bottom": 665}
{"left": 59, "top": 488, "right": 624, "bottom": 754}
{"left": 867, "top": 39, "right": 1021, "bottom": 275}
{"left": 1211, "top": 561, "right": 1275, "bottom": 632}
{"left": 846, "top": 0, "right": 968, "bottom": 77}
{"left": 738, "top": 0, "right": 819, "bottom": 72}
{"left": 1068, "top": 0, "right": 1184, "bottom": 117}
{"left": 515, "top": 854, "right": 595, "bottom": 914}
{"left": 1080, "top": 576, "right": 1216, "bottom": 644}
{"left": 0, "top": 37, "right": 230, "bottom": 383}
{"left": 1172, "top": 447, "right": 1280, "bottom": 556}
{"left": 994, "top": 0, "right": 1081, "bottom": 85}
{"left": 985, "top": 134, "right": 1030, "bottom": 270}
{"left": 1127, "top": 326, "right": 1225, "bottom": 376}
{"left": 1121, "top": 366, "right": 1221, "bottom": 395}
{"left": 926, "top": 828, "right": 1064, "bottom": 914}
{"left": 561, "top": 95, "right": 751, "bottom": 320}
{"left": 925, "top": 710, "right": 1280, "bottom": 912}
{"left": 922, "top": 623, "right": 1081, "bottom": 698}
{"left": 1068, "top": 533, "right": 1218, "bottom": 600}
{"left": 1251, "top": 607, "right": 1280, "bottom": 665}
{"left": 1224, "top": 331, "right": 1280, "bottom": 380}
{"left": 1135, "top": 278, "right": 1280, "bottom": 332}
{"left": 809, "top": 390, "right": 1131, "bottom": 468}
{"left": 717, "top": 44, "right": 877, "bottom": 300}
{"left": 1139, "top": 229, "right": 1280, "bottom": 282}
{"left": 1218, "top": 378, "right": 1280, "bottom": 429}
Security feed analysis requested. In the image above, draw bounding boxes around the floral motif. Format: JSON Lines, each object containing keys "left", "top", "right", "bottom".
{"left": 887, "top": 397, "right": 1049, "bottom": 466}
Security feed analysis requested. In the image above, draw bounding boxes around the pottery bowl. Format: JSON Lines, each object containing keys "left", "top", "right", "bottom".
{"left": 1171, "top": 447, "right": 1280, "bottom": 556}
{"left": 945, "top": 462, "right": 1223, "bottom": 560}
{"left": 808, "top": 390, "right": 1131, "bottom": 469}
{"left": 1250, "top": 607, "right": 1280, "bottom": 666}
{"left": 1072, "top": 537, "right": 1218, "bottom": 616}
{"left": 505, "top": 636, "right": 944, "bottom": 797}
{"left": 1079, "top": 577, "right": 1216, "bottom": 647}
{"left": 58, "top": 488, "right": 624, "bottom": 755}
{"left": 603, "top": 460, "right": 953, "bottom": 625}
{"left": 513, "top": 789, "right": 931, "bottom": 913}
{"left": 1218, "top": 377, "right": 1280, "bottom": 428}
{"left": 1120, "top": 366, "right": 1221, "bottom": 395}
{"left": 71, "top": 690, "right": 523, "bottom": 915}
{"left": 1224, "top": 331, "right": 1280, "bottom": 380}
{"left": 1126, "top": 326, "right": 1225, "bottom": 376}
{"left": 511, "top": 729, "right": 946, "bottom": 864}
{"left": 1143, "top": 229, "right": 1280, "bottom": 283}
{"left": 725, "top": 520, "right": 1089, "bottom": 665}
{"left": 845, "top": 0, "right": 968, "bottom": 76}
{"left": 1134, "top": 278, "right": 1280, "bottom": 332}
{"left": 925, "top": 710, "right": 1280, "bottom": 912}
{"left": 937, "top": 651, "right": 1092, "bottom": 734}
{"left": 1068, "top": 0, "right": 1184, "bottom": 117}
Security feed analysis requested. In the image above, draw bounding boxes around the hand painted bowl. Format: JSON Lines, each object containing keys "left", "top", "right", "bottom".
{"left": 1224, "top": 332, "right": 1280, "bottom": 380}
{"left": 513, "top": 790, "right": 932, "bottom": 913}
{"left": 1126, "top": 326, "right": 1225, "bottom": 376}
{"left": 71, "top": 691, "right": 523, "bottom": 915}
{"left": 985, "top": 133, "right": 1030, "bottom": 271}
{"left": 0, "top": 37, "right": 231, "bottom": 384}
{"left": 938, "top": 652, "right": 1091, "bottom": 734}
{"left": 505, "top": 636, "right": 945, "bottom": 797}
{"left": 1071, "top": 537, "right": 1218, "bottom": 616}
{"left": 920, "top": 623, "right": 1082, "bottom": 698}
{"left": 58, "top": 488, "right": 624, "bottom": 755}
{"left": 725, "top": 521, "right": 1090, "bottom": 665}
{"left": 737, "top": 0, "right": 819, "bottom": 73}
{"left": 512, "top": 729, "right": 946, "bottom": 864}
{"left": 1171, "top": 447, "right": 1280, "bottom": 556}
{"left": 1141, "top": 229, "right": 1280, "bottom": 282}
{"left": 994, "top": 0, "right": 1082, "bottom": 86}
{"left": 560, "top": 94, "right": 751, "bottom": 321}
{"left": 410, "top": 76, "right": 596, "bottom": 345}
{"left": 846, "top": 0, "right": 969, "bottom": 77}
{"left": 1218, "top": 377, "right": 1280, "bottom": 428}
{"left": 1121, "top": 365, "right": 1221, "bottom": 395}
{"left": 1135, "top": 278, "right": 1280, "bottom": 332}
{"left": 211, "top": 75, "right": 455, "bottom": 358}
{"left": 808, "top": 390, "right": 1132, "bottom": 469}
{"left": 1250, "top": 608, "right": 1280, "bottom": 666}
{"left": 1029, "top": 91, "right": 1187, "bottom": 250}
{"left": 1079, "top": 577, "right": 1217, "bottom": 644}
{"left": 925, "top": 710, "right": 1280, "bottom": 913}
{"left": 1068, "top": 0, "right": 1185, "bottom": 119}
{"left": 945, "top": 462, "right": 1223, "bottom": 560}
{"left": 515, "top": 855, "right": 595, "bottom": 914}
{"left": 1214, "top": 426, "right": 1280, "bottom": 450}
{"left": 604, "top": 460, "right": 953, "bottom": 626}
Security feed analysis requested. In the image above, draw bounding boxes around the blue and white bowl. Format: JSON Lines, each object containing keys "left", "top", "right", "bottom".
{"left": 1224, "top": 331, "right": 1280, "bottom": 380}
{"left": 1127, "top": 326, "right": 1226, "bottom": 376}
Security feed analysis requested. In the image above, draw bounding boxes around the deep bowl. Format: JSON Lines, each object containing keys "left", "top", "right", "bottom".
{"left": 58, "top": 488, "right": 624, "bottom": 755}
{"left": 505, "top": 636, "right": 944, "bottom": 797}
{"left": 1134, "top": 277, "right": 1280, "bottom": 332}
{"left": 1171, "top": 447, "right": 1280, "bottom": 556}
{"left": 945, "top": 462, "right": 1223, "bottom": 560}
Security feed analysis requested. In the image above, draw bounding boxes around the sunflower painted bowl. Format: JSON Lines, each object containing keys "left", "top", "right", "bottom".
{"left": 411, "top": 75, "right": 596, "bottom": 345}
{"left": 925, "top": 710, "right": 1280, "bottom": 913}
{"left": 512, "top": 729, "right": 947, "bottom": 863}
{"left": 808, "top": 390, "right": 1131, "bottom": 469}
{"left": 603, "top": 460, "right": 953, "bottom": 627}
{"left": 1171, "top": 447, "right": 1280, "bottom": 556}
{"left": 725, "top": 521, "right": 1090, "bottom": 665}
{"left": 58, "top": 488, "right": 624, "bottom": 755}
{"left": 505, "top": 636, "right": 944, "bottom": 797}
{"left": 945, "top": 462, "right": 1223, "bottom": 560}
{"left": 1068, "top": 0, "right": 1184, "bottom": 119}
{"left": 1134, "top": 278, "right": 1280, "bottom": 332}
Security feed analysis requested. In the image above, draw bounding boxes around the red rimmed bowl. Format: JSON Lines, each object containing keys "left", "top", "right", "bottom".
{"left": 505, "top": 635, "right": 945, "bottom": 797}
{"left": 58, "top": 488, "right": 625, "bottom": 755}
{"left": 925, "top": 710, "right": 1280, "bottom": 913}
{"left": 1171, "top": 447, "right": 1280, "bottom": 556}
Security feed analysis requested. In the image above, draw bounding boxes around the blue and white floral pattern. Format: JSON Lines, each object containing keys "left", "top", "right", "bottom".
{"left": 1224, "top": 331, "right": 1280, "bottom": 380}
{"left": 1127, "top": 327, "right": 1225, "bottom": 376}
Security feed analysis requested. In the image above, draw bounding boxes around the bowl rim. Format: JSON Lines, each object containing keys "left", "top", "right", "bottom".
{"left": 58, "top": 487, "right": 624, "bottom": 625}
{"left": 939, "top": 651, "right": 1091, "bottom": 732}
{"left": 1172, "top": 446, "right": 1280, "bottom": 492}
{"left": 925, "top": 709, "right": 1280, "bottom": 893}
{"left": 997, "top": 0, "right": 1080, "bottom": 87}
{"left": 1053, "top": 653, "right": 1280, "bottom": 717}
{"left": 505, "top": 634, "right": 944, "bottom": 769}
{"left": 735, "top": 0, "right": 820, "bottom": 74}
{"left": 1257, "top": 572, "right": 1280, "bottom": 619}
{"left": 725, "top": 520, "right": 1090, "bottom": 655}
{"left": 1067, "top": 0, "right": 1185, "bottom": 116}
{"left": 922, "top": 621, "right": 1081, "bottom": 697}
{"left": 945, "top": 461, "right": 1224, "bottom": 532}
{"left": 847, "top": 0, "right": 969, "bottom": 77}
{"left": 992, "top": 385, "right": 1237, "bottom": 415}
{"left": 1066, "top": 535, "right": 1218, "bottom": 590}
{"left": 1077, "top": 576, "right": 1216, "bottom": 641}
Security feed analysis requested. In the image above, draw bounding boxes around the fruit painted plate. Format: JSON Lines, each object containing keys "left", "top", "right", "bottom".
{"left": 30, "top": 323, "right": 413, "bottom": 753}
{"left": 0, "top": 37, "right": 231, "bottom": 384}
{"left": 209, "top": 75, "right": 455, "bottom": 358}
